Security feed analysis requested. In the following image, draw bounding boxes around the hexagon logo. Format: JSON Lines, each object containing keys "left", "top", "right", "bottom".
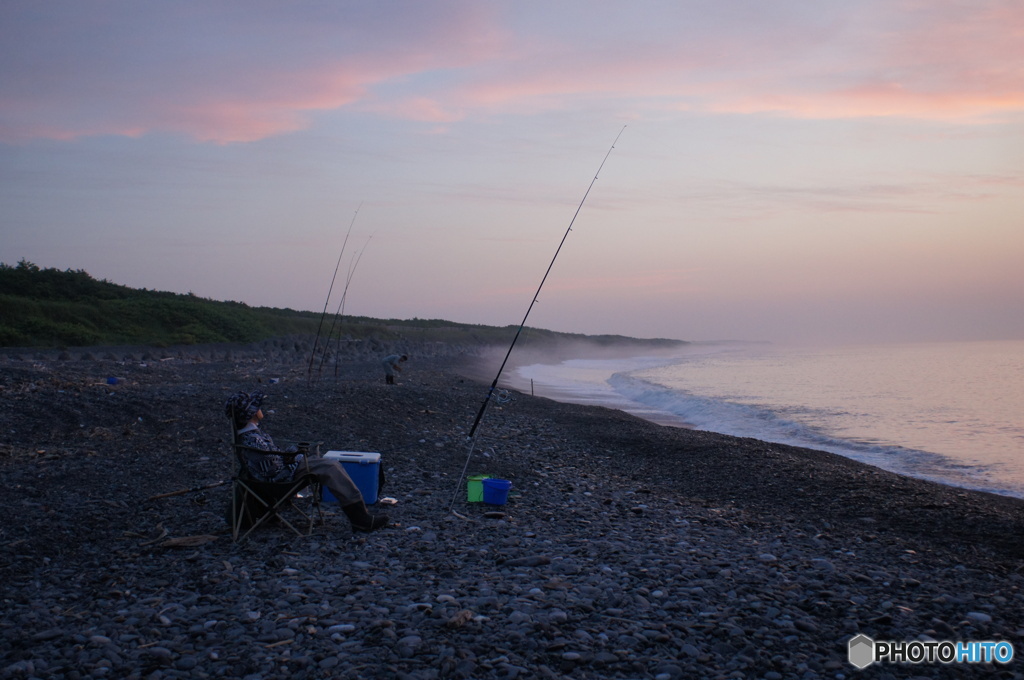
{"left": 848, "top": 634, "right": 875, "bottom": 669}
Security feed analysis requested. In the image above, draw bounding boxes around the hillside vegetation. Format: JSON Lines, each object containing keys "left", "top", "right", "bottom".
{"left": 0, "top": 260, "right": 686, "bottom": 351}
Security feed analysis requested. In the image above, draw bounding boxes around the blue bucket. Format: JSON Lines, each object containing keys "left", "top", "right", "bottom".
{"left": 482, "top": 478, "right": 512, "bottom": 505}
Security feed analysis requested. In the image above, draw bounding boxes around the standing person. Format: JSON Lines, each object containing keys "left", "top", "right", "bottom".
{"left": 225, "top": 391, "right": 388, "bottom": 533}
{"left": 381, "top": 353, "right": 408, "bottom": 385}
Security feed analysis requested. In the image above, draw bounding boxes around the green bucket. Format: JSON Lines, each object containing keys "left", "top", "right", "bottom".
{"left": 467, "top": 475, "right": 492, "bottom": 502}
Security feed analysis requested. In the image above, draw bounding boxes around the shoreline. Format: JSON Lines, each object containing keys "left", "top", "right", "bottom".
{"left": 501, "top": 367, "right": 692, "bottom": 430}
{"left": 494, "top": 350, "right": 1024, "bottom": 503}
{"left": 461, "top": 347, "right": 697, "bottom": 429}
{"left": 2, "top": 350, "right": 1023, "bottom": 678}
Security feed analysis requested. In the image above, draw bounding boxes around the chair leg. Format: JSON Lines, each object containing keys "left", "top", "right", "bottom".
{"left": 232, "top": 478, "right": 321, "bottom": 542}
{"left": 237, "top": 489, "right": 276, "bottom": 543}
{"left": 312, "top": 482, "right": 325, "bottom": 530}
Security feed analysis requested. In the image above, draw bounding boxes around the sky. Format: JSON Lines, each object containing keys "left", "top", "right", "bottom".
{"left": 1, "top": 0, "right": 1022, "bottom": 345}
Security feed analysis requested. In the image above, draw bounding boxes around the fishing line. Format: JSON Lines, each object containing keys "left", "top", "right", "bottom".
{"left": 447, "top": 126, "right": 626, "bottom": 512}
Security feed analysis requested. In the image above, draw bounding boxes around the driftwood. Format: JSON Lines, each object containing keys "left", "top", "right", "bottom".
{"left": 160, "top": 535, "right": 219, "bottom": 548}
{"left": 147, "top": 480, "right": 229, "bottom": 501}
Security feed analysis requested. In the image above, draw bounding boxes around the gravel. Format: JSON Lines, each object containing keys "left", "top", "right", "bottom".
{"left": 2, "top": 343, "right": 1023, "bottom": 679}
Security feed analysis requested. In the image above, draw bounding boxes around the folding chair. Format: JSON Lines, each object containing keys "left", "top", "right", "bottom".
{"left": 228, "top": 411, "right": 324, "bottom": 543}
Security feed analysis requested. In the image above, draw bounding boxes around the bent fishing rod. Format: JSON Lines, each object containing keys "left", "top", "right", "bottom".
{"left": 307, "top": 202, "right": 362, "bottom": 381}
{"left": 449, "top": 125, "right": 626, "bottom": 510}
{"left": 468, "top": 125, "right": 625, "bottom": 437}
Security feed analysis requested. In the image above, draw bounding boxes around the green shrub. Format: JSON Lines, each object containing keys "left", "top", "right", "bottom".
{"left": 0, "top": 260, "right": 686, "bottom": 350}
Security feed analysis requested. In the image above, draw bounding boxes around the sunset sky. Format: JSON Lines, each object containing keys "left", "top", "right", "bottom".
{"left": 2, "top": 1, "right": 1022, "bottom": 344}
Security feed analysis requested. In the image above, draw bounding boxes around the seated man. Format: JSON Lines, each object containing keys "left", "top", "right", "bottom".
{"left": 226, "top": 391, "right": 388, "bottom": 533}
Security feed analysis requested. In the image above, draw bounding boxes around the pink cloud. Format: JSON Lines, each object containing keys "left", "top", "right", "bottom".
{"left": 705, "top": 0, "right": 1024, "bottom": 121}
{"left": 432, "top": 0, "right": 1024, "bottom": 123}
{"left": 0, "top": 1, "right": 504, "bottom": 143}
{"left": 2, "top": 0, "right": 1022, "bottom": 144}
{"left": 708, "top": 85, "right": 1024, "bottom": 122}
{"left": 371, "top": 97, "right": 465, "bottom": 124}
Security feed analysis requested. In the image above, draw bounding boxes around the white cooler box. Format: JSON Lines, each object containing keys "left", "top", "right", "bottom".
{"left": 322, "top": 451, "right": 381, "bottom": 505}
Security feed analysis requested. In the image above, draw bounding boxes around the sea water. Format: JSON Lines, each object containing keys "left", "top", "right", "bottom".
{"left": 511, "top": 341, "right": 1024, "bottom": 499}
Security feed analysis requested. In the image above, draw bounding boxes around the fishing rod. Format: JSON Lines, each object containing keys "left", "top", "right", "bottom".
{"left": 468, "top": 126, "right": 625, "bottom": 437}
{"left": 316, "top": 235, "right": 373, "bottom": 379}
{"left": 449, "top": 126, "right": 626, "bottom": 510}
{"left": 332, "top": 237, "right": 373, "bottom": 379}
{"left": 316, "top": 251, "right": 357, "bottom": 379}
{"left": 307, "top": 202, "right": 362, "bottom": 381}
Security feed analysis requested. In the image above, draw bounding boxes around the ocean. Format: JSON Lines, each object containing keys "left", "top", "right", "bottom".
{"left": 509, "top": 340, "right": 1024, "bottom": 500}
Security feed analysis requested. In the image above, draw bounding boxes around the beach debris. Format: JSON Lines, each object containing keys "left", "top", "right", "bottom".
{"left": 446, "top": 609, "right": 474, "bottom": 628}
{"left": 138, "top": 523, "right": 169, "bottom": 546}
{"left": 147, "top": 480, "right": 230, "bottom": 501}
{"left": 160, "top": 535, "right": 218, "bottom": 548}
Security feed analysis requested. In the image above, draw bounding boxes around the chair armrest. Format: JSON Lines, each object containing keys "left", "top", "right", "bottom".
{"left": 235, "top": 444, "right": 303, "bottom": 464}
{"left": 274, "top": 439, "right": 323, "bottom": 455}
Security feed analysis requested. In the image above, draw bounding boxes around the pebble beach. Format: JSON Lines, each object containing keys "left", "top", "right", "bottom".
{"left": 2, "top": 342, "right": 1023, "bottom": 680}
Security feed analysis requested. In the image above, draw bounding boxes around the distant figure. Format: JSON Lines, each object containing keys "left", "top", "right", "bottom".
{"left": 382, "top": 353, "right": 408, "bottom": 385}
{"left": 225, "top": 391, "right": 388, "bottom": 533}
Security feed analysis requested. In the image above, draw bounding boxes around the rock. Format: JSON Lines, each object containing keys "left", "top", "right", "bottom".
{"left": 794, "top": 619, "right": 818, "bottom": 633}
{"left": 446, "top": 610, "right": 474, "bottom": 628}
{"left": 397, "top": 635, "right": 422, "bottom": 654}
{"left": 327, "top": 623, "right": 356, "bottom": 634}
{"left": 3, "top": 661, "right": 35, "bottom": 676}
{"left": 504, "top": 555, "right": 551, "bottom": 567}
{"left": 548, "top": 609, "right": 569, "bottom": 624}
{"left": 508, "top": 611, "right": 531, "bottom": 624}
{"left": 175, "top": 655, "right": 199, "bottom": 671}
{"left": 145, "top": 647, "right": 174, "bottom": 663}
{"left": 2, "top": 356, "right": 1023, "bottom": 680}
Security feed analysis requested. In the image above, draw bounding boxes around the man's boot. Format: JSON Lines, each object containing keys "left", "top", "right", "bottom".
{"left": 342, "top": 501, "right": 389, "bottom": 533}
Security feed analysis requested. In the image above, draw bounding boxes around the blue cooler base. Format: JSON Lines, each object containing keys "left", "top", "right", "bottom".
{"left": 322, "top": 451, "right": 380, "bottom": 505}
